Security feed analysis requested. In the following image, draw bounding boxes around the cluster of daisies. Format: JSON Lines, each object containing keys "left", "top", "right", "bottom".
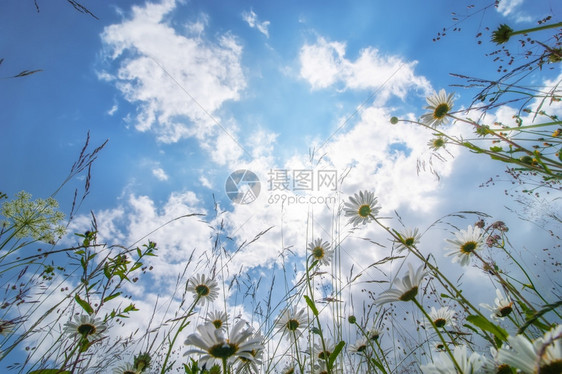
{"left": 21, "top": 179, "right": 558, "bottom": 374}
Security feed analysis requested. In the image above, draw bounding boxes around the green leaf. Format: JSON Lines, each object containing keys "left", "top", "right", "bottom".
{"left": 74, "top": 294, "right": 94, "bottom": 315}
{"left": 103, "top": 292, "right": 121, "bottom": 303}
{"left": 517, "top": 300, "right": 562, "bottom": 334}
{"left": 370, "top": 358, "right": 388, "bottom": 374}
{"left": 466, "top": 315, "right": 508, "bottom": 341}
{"left": 304, "top": 295, "right": 319, "bottom": 316}
{"left": 123, "top": 303, "right": 139, "bottom": 314}
{"left": 327, "top": 340, "right": 345, "bottom": 369}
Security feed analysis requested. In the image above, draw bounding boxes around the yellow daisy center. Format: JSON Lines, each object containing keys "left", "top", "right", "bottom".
{"left": 195, "top": 284, "right": 210, "bottom": 297}
{"left": 312, "top": 246, "right": 325, "bottom": 259}
{"left": 286, "top": 319, "right": 300, "bottom": 331}
{"left": 434, "top": 103, "right": 450, "bottom": 119}
{"left": 460, "top": 241, "right": 477, "bottom": 254}
{"left": 541, "top": 360, "right": 562, "bottom": 374}
{"left": 209, "top": 342, "right": 238, "bottom": 359}
{"left": 358, "top": 204, "right": 371, "bottom": 218}
{"left": 433, "top": 318, "right": 447, "bottom": 328}
{"left": 212, "top": 319, "right": 223, "bottom": 329}
{"left": 399, "top": 286, "right": 418, "bottom": 302}
{"left": 77, "top": 323, "right": 96, "bottom": 336}
{"left": 498, "top": 305, "right": 513, "bottom": 317}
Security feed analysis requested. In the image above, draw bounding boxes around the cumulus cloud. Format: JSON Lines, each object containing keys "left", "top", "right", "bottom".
{"left": 496, "top": 0, "right": 524, "bottom": 17}
{"left": 242, "top": 9, "right": 270, "bottom": 37}
{"left": 152, "top": 167, "right": 169, "bottom": 181}
{"left": 299, "top": 36, "right": 432, "bottom": 103}
{"left": 100, "top": 0, "right": 246, "bottom": 144}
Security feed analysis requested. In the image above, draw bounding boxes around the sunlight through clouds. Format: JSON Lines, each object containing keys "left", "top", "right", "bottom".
{"left": 100, "top": 0, "right": 246, "bottom": 143}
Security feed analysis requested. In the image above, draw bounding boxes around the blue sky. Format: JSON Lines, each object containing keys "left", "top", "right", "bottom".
{"left": 1, "top": 0, "right": 561, "bottom": 371}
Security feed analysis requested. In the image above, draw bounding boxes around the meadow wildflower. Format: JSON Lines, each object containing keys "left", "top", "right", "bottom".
{"left": 275, "top": 307, "right": 307, "bottom": 338}
{"left": 420, "top": 344, "right": 485, "bottom": 374}
{"left": 112, "top": 363, "right": 139, "bottom": 374}
{"left": 367, "top": 327, "right": 382, "bottom": 341}
{"left": 0, "top": 191, "right": 66, "bottom": 243}
{"left": 235, "top": 332, "right": 264, "bottom": 374}
{"left": 420, "top": 89, "right": 455, "bottom": 127}
{"left": 184, "top": 320, "right": 263, "bottom": 368}
{"left": 64, "top": 314, "right": 106, "bottom": 340}
{"left": 348, "top": 337, "right": 368, "bottom": 354}
{"left": 376, "top": 263, "right": 426, "bottom": 304}
{"left": 445, "top": 225, "right": 485, "bottom": 266}
{"left": 497, "top": 324, "right": 562, "bottom": 374}
{"left": 344, "top": 191, "right": 380, "bottom": 227}
{"left": 423, "top": 306, "right": 456, "bottom": 329}
{"left": 428, "top": 136, "right": 447, "bottom": 151}
{"left": 313, "top": 339, "right": 335, "bottom": 362}
{"left": 307, "top": 238, "right": 334, "bottom": 266}
{"left": 204, "top": 310, "right": 229, "bottom": 330}
{"left": 186, "top": 274, "right": 219, "bottom": 305}
{"left": 480, "top": 289, "right": 514, "bottom": 320}
{"left": 395, "top": 227, "right": 422, "bottom": 253}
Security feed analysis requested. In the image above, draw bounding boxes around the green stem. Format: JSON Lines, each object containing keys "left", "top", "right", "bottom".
{"left": 413, "top": 298, "right": 462, "bottom": 373}
{"left": 510, "top": 22, "right": 562, "bottom": 38}
{"left": 354, "top": 322, "right": 389, "bottom": 374}
{"left": 292, "top": 330, "right": 306, "bottom": 374}
{"left": 160, "top": 295, "right": 201, "bottom": 374}
{"left": 305, "top": 255, "right": 332, "bottom": 374}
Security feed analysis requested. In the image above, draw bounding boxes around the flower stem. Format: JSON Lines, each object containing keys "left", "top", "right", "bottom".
{"left": 510, "top": 22, "right": 562, "bottom": 38}
{"left": 160, "top": 295, "right": 201, "bottom": 374}
{"left": 413, "top": 298, "right": 462, "bottom": 373}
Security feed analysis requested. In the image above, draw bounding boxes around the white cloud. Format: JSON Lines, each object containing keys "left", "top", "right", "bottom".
{"left": 100, "top": 0, "right": 246, "bottom": 144}
{"left": 199, "top": 175, "right": 213, "bottom": 189}
{"left": 299, "top": 36, "right": 432, "bottom": 103}
{"left": 152, "top": 167, "right": 169, "bottom": 181}
{"left": 107, "top": 103, "right": 118, "bottom": 116}
{"left": 242, "top": 9, "right": 270, "bottom": 38}
{"left": 496, "top": 0, "right": 524, "bottom": 17}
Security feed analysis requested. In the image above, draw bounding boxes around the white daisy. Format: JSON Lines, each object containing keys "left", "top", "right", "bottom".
{"left": 395, "top": 227, "right": 422, "bottom": 253}
{"left": 420, "top": 344, "right": 485, "bottom": 374}
{"left": 281, "top": 364, "right": 296, "bottom": 374}
{"left": 420, "top": 89, "right": 455, "bottom": 127}
{"left": 184, "top": 320, "right": 263, "bottom": 368}
{"left": 275, "top": 307, "right": 307, "bottom": 338}
{"left": 445, "top": 225, "right": 485, "bottom": 266}
{"left": 423, "top": 306, "right": 456, "bottom": 330}
{"left": 480, "top": 289, "right": 514, "bottom": 320}
{"left": 348, "top": 337, "right": 368, "bottom": 354}
{"left": 307, "top": 238, "right": 334, "bottom": 267}
{"left": 376, "top": 263, "right": 427, "bottom": 304}
{"left": 204, "top": 310, "right": 229, "bottom": 330}
{"left": 186, "top": 274, "right": 219, "bottom": 305}
{"left": 63, "top": 314, "right": 106, "bottom": 340}
{"left": 344, "top": 191, "right": 380, "bottom": 227}
{"left": 481, "top": 347, "right": 512, "bottom": 374}
{"left": 367, "top": 327, "right": 382, "bottom": 341}
{"left": 112, "top": 363, "right": 139, "bottom": 374}
{"left": 236, "top": 331, "right": 264, "bottom": 373}
{"left": 497, "top": 324, "right": 562, "bottom": 374}
{"left": 313, "top": 339, "right": 335, "bottom": 362}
